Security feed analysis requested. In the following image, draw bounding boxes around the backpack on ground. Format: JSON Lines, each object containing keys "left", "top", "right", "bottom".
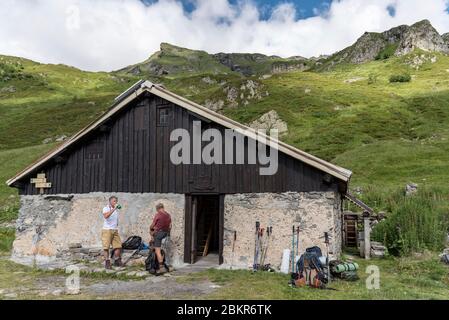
{"left": 122, "top": 236, "right": 142, "bottom": 250}
{"left": 305, "top": 246, "right": 323, "bottom": 257}
{"left": 145, "top": 248, "right": 167, "bottom": 274}
{"left": 293, "top": 247, "right": 328, "bottom": 289}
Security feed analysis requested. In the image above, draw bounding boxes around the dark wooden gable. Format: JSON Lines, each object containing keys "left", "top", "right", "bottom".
{"left": 18, "top": 93, "right": 342, "bottom": 195}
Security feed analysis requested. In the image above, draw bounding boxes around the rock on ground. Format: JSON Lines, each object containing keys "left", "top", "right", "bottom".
{"left": 405, "top": 183, "right": 418, "bottom": 196}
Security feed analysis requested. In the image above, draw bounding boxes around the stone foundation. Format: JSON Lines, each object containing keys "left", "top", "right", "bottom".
{"left": 222, "top": 192, "right": 342, "bottom": 270}
{"left": 12, "top": 192, "right": 185, "bottom": 267}
{"left": 12, "top": 191, "right": 342, "bottom": 271}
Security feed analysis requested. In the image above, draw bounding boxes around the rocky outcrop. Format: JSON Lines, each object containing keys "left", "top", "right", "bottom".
{"left": 221, "top": 80, "right": 268, "bottom": 108}
{"left": 271, "top": 59, "right": 310, "bottom": 73}
{"left": 405, "top": 183, "right": 418, "bottom": 196}
{"left": 204, "top": 99, "right": 225, "bottom": 112}
{"left": 340, "top": 32, "right": 387, "bottom": 64}
{"left": 0, "top": 85, "right": 16, "bottom": 93}
{"left": 443, "top": 32, "right": 449, "bottom": 47}
{"left": 318, "top": 20, "right": 449, "bottom": 69}
{"left": 118, "top": 43, "right": 228, "bottom": 76}
{"left": 214, "top": 52, "right": 311, "bottom": 76}
{"left": 388, "top": 20, "right": 448, "bottom": 55}
{"left": 249, "top": 110, "right": 288, "bottom": 136}
{"left": 403, "top": 53, "right": 438, "bottom": 70}
{"left": 443, "top": 32, "right": 449, "bottom": 40}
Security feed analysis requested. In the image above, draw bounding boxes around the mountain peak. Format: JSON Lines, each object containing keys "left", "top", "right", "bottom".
{"left": 120, "top": 20, "right": 449, "bottom": 76}
{"left": 318, "top": 19, "right": 449, "bottom": 69}
{"left": 410, "top": 19, "right": 433, "bottom": 29}
{"left": 390, "top": 19, "right": 448, "bottom": 55}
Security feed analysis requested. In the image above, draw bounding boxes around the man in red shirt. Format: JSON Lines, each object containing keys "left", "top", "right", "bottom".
{"left": 150, "top": 203, "right": 172, "bottom": 274}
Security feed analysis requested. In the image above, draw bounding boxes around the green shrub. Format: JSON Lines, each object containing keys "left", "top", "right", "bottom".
{"left": 367, "top": 73, "right": 378, "bottom": 85}
{"left": 0, "top": 227, "right": 15, "bottom": 252}
{"left": 389, "top": 73, "right": 411, "bottom": 83}
{"left": 371, "top": 188, "right": 449, "bottom": 256}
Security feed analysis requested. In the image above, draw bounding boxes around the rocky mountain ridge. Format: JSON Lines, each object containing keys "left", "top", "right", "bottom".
{"left": 317, "top": 20, "right": 449, "bottom": 70}
{"left": 120, "top": 20, "right": 449, "bottom": 76}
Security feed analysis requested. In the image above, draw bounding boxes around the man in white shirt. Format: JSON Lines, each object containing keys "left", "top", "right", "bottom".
{"left": 102, "top": 196, "right": 123, "bottom": 269}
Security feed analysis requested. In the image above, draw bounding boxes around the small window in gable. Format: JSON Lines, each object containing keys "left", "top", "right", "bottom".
{"left": 157, "top": 105, "right": 172, "bottom": 127}
{"left": 85, "top": 138, "right": 104, "bottom": 160}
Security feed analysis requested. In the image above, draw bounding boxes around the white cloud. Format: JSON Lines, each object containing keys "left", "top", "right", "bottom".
{"left": 0, "top": 0, "right": 447, "bottom": 71}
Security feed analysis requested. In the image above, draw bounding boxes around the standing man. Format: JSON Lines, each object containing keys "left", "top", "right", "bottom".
{"left": 150, "top": 203, "right": 172, "bottom": 274}
{"left": 102, "top": 196, "right": 123, "bottom": 269}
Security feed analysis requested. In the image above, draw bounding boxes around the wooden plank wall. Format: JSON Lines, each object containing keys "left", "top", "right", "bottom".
{"left": 19, "top": 93, "right": 340, "bottom": 195}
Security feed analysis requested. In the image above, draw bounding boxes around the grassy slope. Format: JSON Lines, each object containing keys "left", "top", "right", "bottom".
{"left": 0, "top": 55, "right": 138, "bottom": 218}
{"left": 1, "top": 50, "right": 449, "bottom": 219}
{"left": 0, "top": 144, "right": 56, "bottom": 212}
{"left": 0, "top": 55, "right": 136, "bottom": 150}
{"left": 222, "top": 51, "right": 449, "bottom": 189}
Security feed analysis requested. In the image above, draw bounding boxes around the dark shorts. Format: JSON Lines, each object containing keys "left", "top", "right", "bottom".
{"left": 153, "top": 231, "right": 168, "bottom": 248}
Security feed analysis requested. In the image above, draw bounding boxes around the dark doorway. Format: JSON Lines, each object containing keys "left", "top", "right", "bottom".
{"left": 184, "top": 194, "right": 223, "bottom": 264}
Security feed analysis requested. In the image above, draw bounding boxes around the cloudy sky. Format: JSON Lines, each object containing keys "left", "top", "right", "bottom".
{"left": 0, "top": 0, "right": 448, "bottom": 71}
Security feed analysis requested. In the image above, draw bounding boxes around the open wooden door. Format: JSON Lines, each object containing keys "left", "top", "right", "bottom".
{"left": 184, "top": 194, "right": 223, "bottom": 265}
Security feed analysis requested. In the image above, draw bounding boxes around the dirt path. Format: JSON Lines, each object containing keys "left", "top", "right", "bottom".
{"left": 85, "top": 275, "right": 216, "bottom": 299}
{"left": 0, "top": 256, "right": 221, "bottom": 300}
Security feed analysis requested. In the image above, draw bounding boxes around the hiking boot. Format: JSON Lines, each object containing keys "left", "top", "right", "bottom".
{"left": 105, "top": 260, "right": 112, "bottom": 270}
{"left": 155, "top": 264, "right": 167, "bottom": 276}
{"left": 114, "top": 258, "right": 123, "bottom": 267}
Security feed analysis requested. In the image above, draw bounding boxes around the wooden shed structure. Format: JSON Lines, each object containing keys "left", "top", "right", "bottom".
{"left": 8, "top": 80, "right": 352, "bottom": 268}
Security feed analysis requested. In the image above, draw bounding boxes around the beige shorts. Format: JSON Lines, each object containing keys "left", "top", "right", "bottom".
{"left": 101, "top": 229, "right": 122, "bottom": 250}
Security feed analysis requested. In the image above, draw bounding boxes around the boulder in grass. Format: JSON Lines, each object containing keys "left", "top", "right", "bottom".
{"left": 370, "top": 241, "right": 386, "bottom": 258}
{"left": 405, "top": 183, "right": 418, "bottom": 196}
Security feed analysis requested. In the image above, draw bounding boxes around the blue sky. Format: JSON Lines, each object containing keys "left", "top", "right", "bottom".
{"left": 142, "top": 0, "right": 449, "bottom": 18}
{"left": 232, "top": 0, "right": 333, "bottom": 19}
{"left": 142, "top": 0, "right": 333, "bottom": 19}
{"left": 1, "top": 0, "right": 448, "bottom": 71}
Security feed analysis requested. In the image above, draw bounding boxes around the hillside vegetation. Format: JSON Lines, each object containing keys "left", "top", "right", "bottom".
{"left": 1, "top": 21, "right": 449, "bottom": 234}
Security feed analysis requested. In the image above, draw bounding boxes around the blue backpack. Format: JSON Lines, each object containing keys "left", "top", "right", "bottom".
{"left": 296, "top": 246, "right": 328, "bottom": 287}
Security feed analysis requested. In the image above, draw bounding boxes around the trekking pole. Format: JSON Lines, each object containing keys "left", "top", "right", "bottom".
{"left": 253, "top": 221, "right": 260, "bottom": 271}
{"left": 260, "top": 228, "right": 266, "bottom": 268}
{"left": 291, "top": 225, "right": 295, "bottom": 273}
{"left": 258, "top": 228, "right": 264, "bottom": 269}
{"left": 230, "top": 231, "right": 237, "bottom": 270}
{"left": 295, "top": 226, "right": 299, "bottom": 272}
{"left": 268, "top": 226, "right": 273, "bottom": 268}
{"left": 260, "top": 227, "right": 268, "bottom": 268}
{"left": 122, "top": 247, "right": 141, "bottom": 266}
{"left": 324, "top": 232, "right": 330, "bottom": 284}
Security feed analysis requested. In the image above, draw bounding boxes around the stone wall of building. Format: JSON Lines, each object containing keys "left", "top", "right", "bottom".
{"left": 12, "top": 191, "right": 342, "bottom": 270}
{"left": 12, "top": 193, "right": 185, "bottom": 267}
{"left": 222, "top": 192, "right": 342, "bottom": 270}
